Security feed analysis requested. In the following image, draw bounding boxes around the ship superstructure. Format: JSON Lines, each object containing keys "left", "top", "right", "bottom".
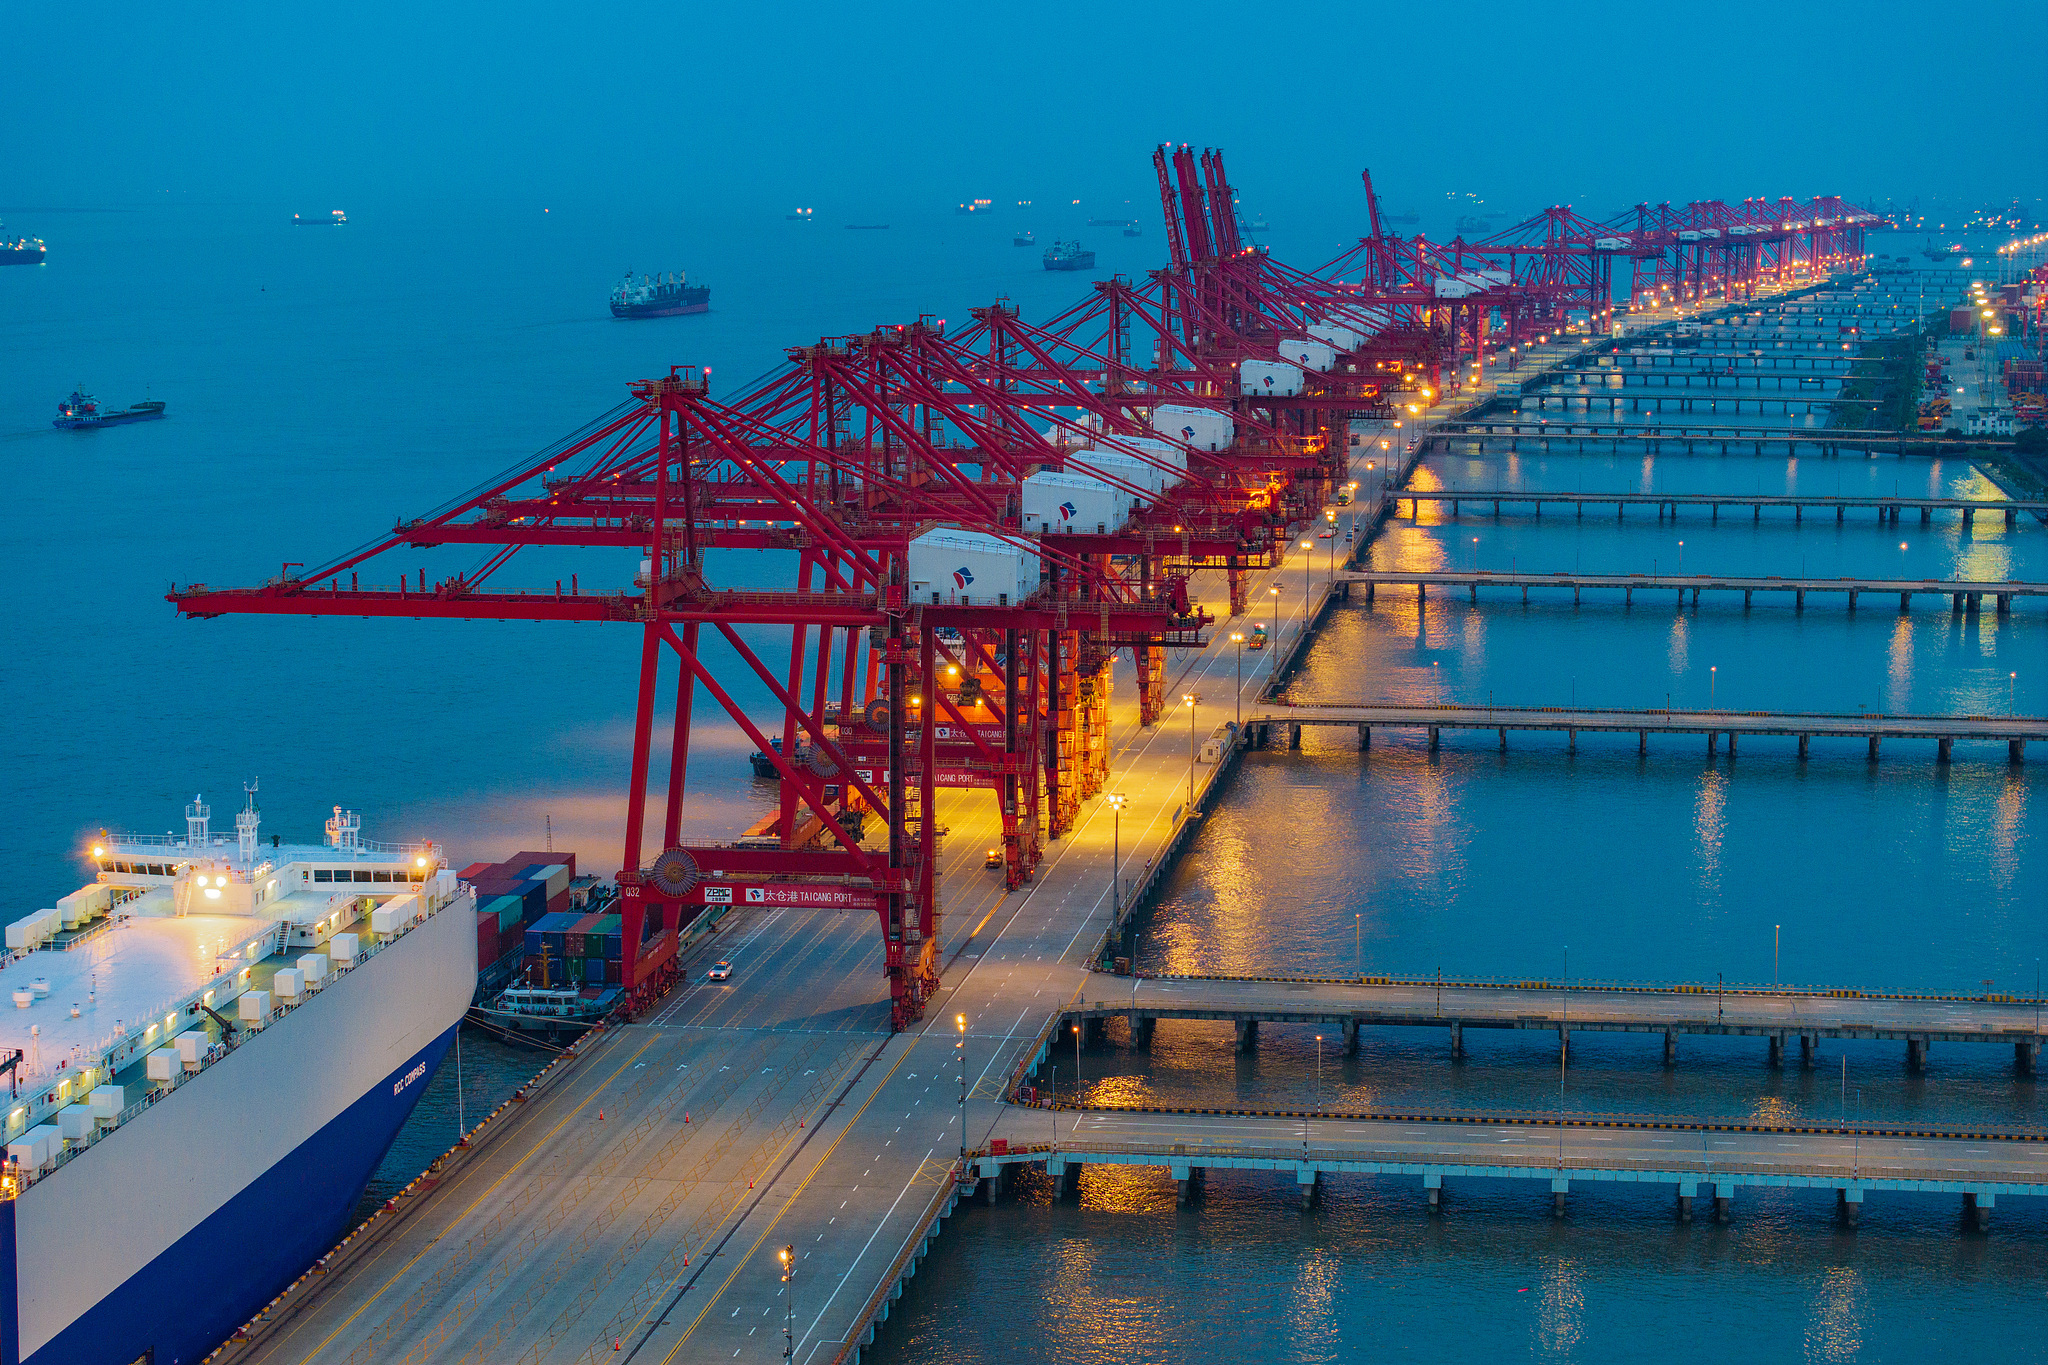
{"left": 0, "top": 790, "right": 475, "bottom": 1365}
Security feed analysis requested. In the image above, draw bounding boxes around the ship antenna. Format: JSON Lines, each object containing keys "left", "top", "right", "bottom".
{"left": 237, "top": 780, "right": 262, "bottom": 869}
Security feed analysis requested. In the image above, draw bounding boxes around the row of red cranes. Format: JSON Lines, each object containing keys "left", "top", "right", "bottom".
{"left": 169, "top": 148, "right": 1882, "bottom": 1028}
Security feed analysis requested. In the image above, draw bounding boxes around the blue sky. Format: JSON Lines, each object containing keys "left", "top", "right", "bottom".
{"left": 7, "top": 1, "right": 2045, "bottom": 220}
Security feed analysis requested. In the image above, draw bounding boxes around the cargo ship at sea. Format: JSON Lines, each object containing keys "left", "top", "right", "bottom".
{"left": 0, "top": 793, "right": 475, "bottom": 1365}
{"left": 53, "top": 389, "right": 166, "bottom": 429}
{"left": 610, "top": 271, "right": 709, "bottom": 319}
{"left": 292, "top": 211, "right": 346, "bottom": 226}
{"left": 1042, "top": 240, "right": 1095, "bottom": 271}
{"left": 1, "top": 221, "right": 45, "bottom": 265}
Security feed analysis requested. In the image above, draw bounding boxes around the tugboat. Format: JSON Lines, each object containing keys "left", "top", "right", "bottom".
{"left": 292, "top": 210, "right": 346, "bottom": 226}
{"left": 1014, "top": 229, "right": 1035, "bottom": 247}
{"left": 2, "top": 219, "right": 46, "bottom": 264}
{"left": 1042, "top": 240, "right": 1096, "bottom": 272}
{"left": 53, "top": 388, "right": 167, "bottom": 429}
{"left": 469, "top": 979, "right": 621, "bottom": 1044}
{"left": 610, "top": 270, "right": 710, "bottom": 318}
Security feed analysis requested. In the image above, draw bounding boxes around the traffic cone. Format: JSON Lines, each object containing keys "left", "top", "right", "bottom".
{"left": 598, "top": 1110, "right": 605, "bottom": 1120}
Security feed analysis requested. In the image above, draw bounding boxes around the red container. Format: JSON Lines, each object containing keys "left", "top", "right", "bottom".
{"left": 508, "top": 850, "right": 576, "bottom": 879}
{"left": 605, "top": 959, "right": 622, "bottom": 984}
{"left": 476, "top": 912, "right": 500, "bottom": 969}
{"left": 459, "top": 861, "right": 494, "bottom": 880}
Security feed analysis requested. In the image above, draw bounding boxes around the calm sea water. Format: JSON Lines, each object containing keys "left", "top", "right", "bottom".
{"left": 7, "top": 213, "right": 2037, "bottom": 1360}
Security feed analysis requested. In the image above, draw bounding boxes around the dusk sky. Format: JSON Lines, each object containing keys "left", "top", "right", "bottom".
{"left": 10, "top": 1, "right": 2044, "bottom": 223}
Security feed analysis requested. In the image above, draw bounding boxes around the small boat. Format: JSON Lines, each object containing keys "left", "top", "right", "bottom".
{"left": 786, "top": 208, "right": 814, "bottom": 220}
{"left": 1, "top": 219, "right": 46, "bottom": 265}
{"left": 1248, "top": 216, "right": 1270, "bottom": 232}
{"left": 293, "top": 210, "right": 346, "bottom": 226}
{"left": 468, "top": 984, "right": 622, "bottom": 1042}
{"left": 1122, "top": 225, "right": 1141, "bottom": 238}
{"left": 53, "top": 389, "right": 167, "bottom": 429}
{"left": 1043, "top": 240, "right": 1096, "bottom": 272}
{"left": 1014, "top": 230, "right": 1035, "bottom": 247}
{"left": 1086, "top": 218, "right": 1135, "bottom": 227}
{"left": 845, "top": 223, "right": 891, "bottom": 230}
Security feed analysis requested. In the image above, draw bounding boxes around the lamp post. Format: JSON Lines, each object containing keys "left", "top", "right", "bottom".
{"left": 1230, "top": 633, "right": 1245, "bottom": 725}
{"left": 1315, "top": 1034, "right": 1323, "bottom": 1109}
{"left": 1558, "top": 944, "right": 1568, "bottom": 1166}
{"left": 1183, "top": 694, "right": 1199, "bottom": 812}
{"left": 1710, "top": 665, "right": 1717, "bottom": 710}
{"left": 779, "top": 1245, "right": 796, "bottom": 1364}
{"left": 1072, "top": 1021, "right": 1082, "bottom": 1122}
{"left": 1270, "top": 584, "right": 1282, "bottom": 650}
{"left": 956, "top": 1013, "right": 967, "bottom": 1164}
{"left": 1354, "top": 913, "right": 1361, "bottom": 977}
{"left": 1301, "top": 539, "right": 1313, "bottom": 621}
{"left": 1107, "top": 793, "right": 1125, "bottom": 916}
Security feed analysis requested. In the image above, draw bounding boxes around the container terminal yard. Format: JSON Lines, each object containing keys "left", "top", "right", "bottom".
{"left": 130, "top": 148, "right": 2047, "bottom": 1363}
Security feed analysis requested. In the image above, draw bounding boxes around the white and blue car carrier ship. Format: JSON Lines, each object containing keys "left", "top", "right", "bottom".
{"left": 0, "top": 792, "right": 476, "bottom": 1365}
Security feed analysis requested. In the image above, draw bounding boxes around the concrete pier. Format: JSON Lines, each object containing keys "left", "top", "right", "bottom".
{"left": 1073, "top": 975, "right": 2048, "bottom": 1071}
{"left": 1344, "top": 568, "right": 2048, "bottom": 612}
{"left": 1392, "top": 489, "right": 2048, "bottom": 523}
{"left": 1245, "top": 700, "right": 2045, "bottom": 763}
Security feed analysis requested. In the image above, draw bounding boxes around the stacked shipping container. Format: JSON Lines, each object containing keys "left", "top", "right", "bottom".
{"left": 460, "top": 851, "right": 579, "bottom": 978}
{"left": 521, "top": 911, "right": 625, "bottom": 987}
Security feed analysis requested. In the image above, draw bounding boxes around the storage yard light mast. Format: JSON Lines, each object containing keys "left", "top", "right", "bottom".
{"left": 163, "top": 148, "right": 1879, "bottom": 1031}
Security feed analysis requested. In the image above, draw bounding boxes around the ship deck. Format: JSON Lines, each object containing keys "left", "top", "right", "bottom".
{"left": 0, "top": 916, "right": 279, "bottom": 1098}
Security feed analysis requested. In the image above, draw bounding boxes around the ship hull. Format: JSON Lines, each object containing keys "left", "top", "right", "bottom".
{"left": 610, "top": 299, "right": 710, "bottom": 318}
{"left": 2, "top": 893, "right": 475, "bottom": 1365}
{"left": 53, "top": 408, "right": 166, "bottom": 429}
{"left": 1043, "top": 256, "right": 1095, "bottom": 271}
{"left": 1, "top": 248, "right": 44, "bottom": 265}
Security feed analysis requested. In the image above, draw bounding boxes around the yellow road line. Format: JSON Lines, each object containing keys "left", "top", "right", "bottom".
{"left": 291, "top": 1033, "right": 659, "bottom": 1365}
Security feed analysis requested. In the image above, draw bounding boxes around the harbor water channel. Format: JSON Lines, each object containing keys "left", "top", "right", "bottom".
{"left": 883, "top": 272, "right": 2048, "bottom": 1364}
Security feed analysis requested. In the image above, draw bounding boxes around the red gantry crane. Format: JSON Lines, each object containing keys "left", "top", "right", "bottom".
{"left": 167, "top": 148, "right": 1879, "bottom": 1027}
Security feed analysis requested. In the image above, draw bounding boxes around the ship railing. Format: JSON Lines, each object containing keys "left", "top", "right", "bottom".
{"left": 108, "top": 831, "right": 439, "bottom": 860}
{"left": 5, "top": 883, "right": 468, "bottom": 1192}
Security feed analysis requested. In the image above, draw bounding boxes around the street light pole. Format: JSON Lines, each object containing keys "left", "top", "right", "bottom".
{"left": 956, "top": 1013, "right": 967, "bottom": 1165}
{"left": 1183, "top": 693, "right": 1199, "bottom": 812}
{"left": 779, "top": 1245, "right": 796, "bottom": 1365}
{"left": 1301, "top": 540, "right": 1313, "bottom": 627}
{"left": 1230, "top": 633, "right": 1245, "bottom": 726}
{"left": 1107, "top": 793, "right": 1125, "bottom": 918}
